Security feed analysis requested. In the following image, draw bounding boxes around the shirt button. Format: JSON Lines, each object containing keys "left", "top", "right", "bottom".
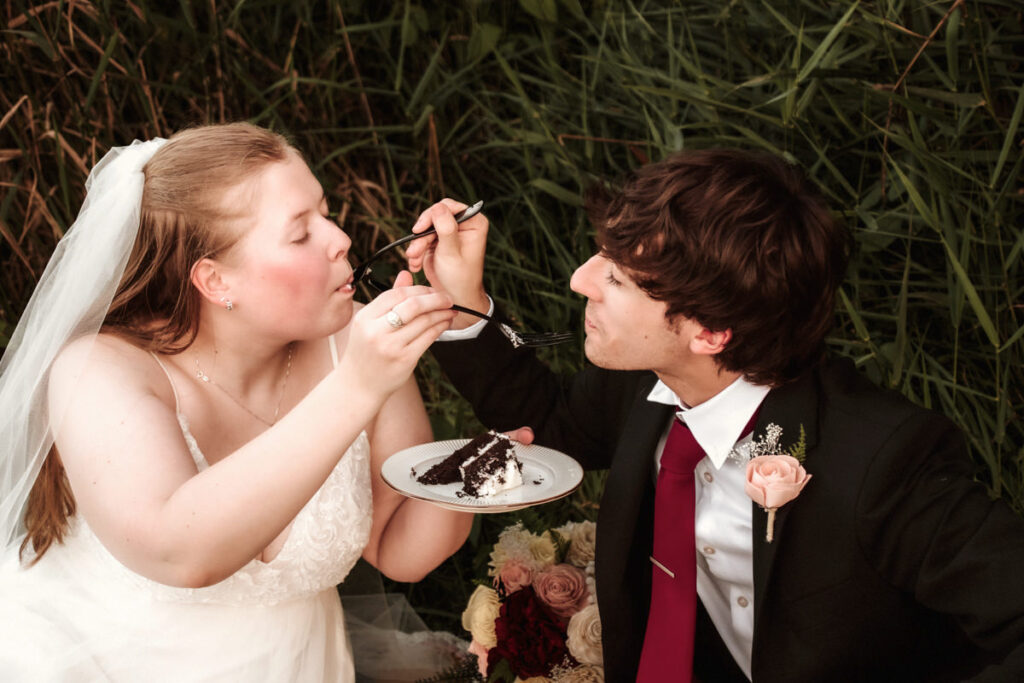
{"left": 703, "top": 471, "right": 713, "bottom": 483}
{"left": 737, "top": 596, "right": 749, "bottom": 608}
{"left": 703, "top": 546, "right": 715, "bottom": 555}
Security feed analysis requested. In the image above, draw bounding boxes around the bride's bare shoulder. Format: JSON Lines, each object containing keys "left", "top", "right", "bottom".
{"left": 50, "top": 333, "right": 170, "bottom": 399}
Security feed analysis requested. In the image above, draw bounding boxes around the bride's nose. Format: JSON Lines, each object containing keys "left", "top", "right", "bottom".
{"left": 326, "top": 221, "right": 351, "bottom": 261}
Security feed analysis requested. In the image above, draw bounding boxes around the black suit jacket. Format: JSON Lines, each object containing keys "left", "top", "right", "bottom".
{"left": 432, "top": 322, "right": 1024, "bottom": 682}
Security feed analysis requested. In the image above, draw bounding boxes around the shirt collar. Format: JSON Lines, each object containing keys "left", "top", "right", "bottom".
{"left": 647, "top": 376, "right": 770, "bottom": 469}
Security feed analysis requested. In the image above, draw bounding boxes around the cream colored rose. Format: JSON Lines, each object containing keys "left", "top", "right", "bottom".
{"left": 461, "top": 585, "right": 500, "bottom": 648}
{"left": 553, "top": 664, "right": 604, "bottom": 682}
{"left": 564, "top": 521, "right": 596, "bottom": 568}
{"left": 744, "top": 455, "right": 811, "bottom": 509}
{"left": 566, "top": 603, "right": 603, "bottom": 666}
{"left": 584, "top": 560, "right": 597, "bottom": 605}
{"left": 529, "top": 530, "right": 557, "bottom": 568}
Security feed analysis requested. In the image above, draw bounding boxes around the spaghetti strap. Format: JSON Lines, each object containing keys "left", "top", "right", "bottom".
{"left": 150, "top": 352, "right": 182, "bottom": 414}
{"left": 149, "top": 351, "right": 209, "bottom": 470}
{"left": 328, "top": 335, "right": 340, "bottom": 368}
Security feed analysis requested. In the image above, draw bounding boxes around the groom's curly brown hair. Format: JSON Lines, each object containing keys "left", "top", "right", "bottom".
{"left": 588, "top": 149, "right": 851, "bottom": 386}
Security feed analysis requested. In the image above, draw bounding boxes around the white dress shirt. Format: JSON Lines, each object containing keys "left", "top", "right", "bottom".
{"left": 647, "top": 376, "right": 769, "bottom": 681}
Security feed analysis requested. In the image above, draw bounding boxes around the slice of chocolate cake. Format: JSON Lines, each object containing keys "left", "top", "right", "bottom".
{"left": 415, "top": 444, "right": 468, "bottom": 485}
{"left": 415, "top": 431, "right": 524, "bottom": 498}
{"left": 458, "top": 432, "right": 523, "bottom": 498}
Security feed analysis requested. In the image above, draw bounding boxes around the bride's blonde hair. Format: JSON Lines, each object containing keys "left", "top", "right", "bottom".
{"left": 21, "top": 122, "right": 294, "bottom": 563}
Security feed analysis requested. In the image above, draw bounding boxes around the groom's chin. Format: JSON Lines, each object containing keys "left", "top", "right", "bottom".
{"left": 582, "top": 339, "right": 625, "bottom": 371}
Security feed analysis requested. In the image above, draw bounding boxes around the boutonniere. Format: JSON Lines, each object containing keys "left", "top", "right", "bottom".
{"left": 743, "top": 424, "right": 811, "bottom": 543}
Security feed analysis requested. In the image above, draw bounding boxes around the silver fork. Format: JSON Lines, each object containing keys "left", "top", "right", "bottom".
{"left": 364, "top": 276, "right": 574, "bottom": 349}
{"left": 453, "top": 308, "right": 575, "bottom": 349}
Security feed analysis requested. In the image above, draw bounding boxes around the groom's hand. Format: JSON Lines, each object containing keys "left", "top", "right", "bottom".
{"left": 405, "top": 199, "right": 490, "bottom": 328}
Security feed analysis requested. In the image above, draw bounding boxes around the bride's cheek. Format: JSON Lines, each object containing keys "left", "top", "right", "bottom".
{"left": 262, "top": 262, "right": 320, "bottom": 299}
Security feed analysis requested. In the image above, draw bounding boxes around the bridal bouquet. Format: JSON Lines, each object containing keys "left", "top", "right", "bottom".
{"left": 461, "top": 521, "right": 604, "bottom": 682}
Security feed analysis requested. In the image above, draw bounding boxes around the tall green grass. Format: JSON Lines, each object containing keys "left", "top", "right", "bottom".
{"left": 2, "top": 1, "right": 1021, "bottom": 633}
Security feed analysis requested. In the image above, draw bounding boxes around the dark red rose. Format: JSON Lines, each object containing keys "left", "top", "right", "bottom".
{"left": 488, "top": 586, "right": 573, "bottom": 678}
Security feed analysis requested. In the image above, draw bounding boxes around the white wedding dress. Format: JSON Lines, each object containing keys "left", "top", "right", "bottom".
{"left": 0, "top": 346, "right": 372, "bottom": 682}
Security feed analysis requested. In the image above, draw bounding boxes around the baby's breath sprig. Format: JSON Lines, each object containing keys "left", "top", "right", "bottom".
{"left": 750, "top": 424, "right": 784, "bottom": 457}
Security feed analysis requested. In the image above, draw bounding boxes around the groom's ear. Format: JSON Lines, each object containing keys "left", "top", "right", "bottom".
{"left": 689, "top": 326, "right": 732, "bottom": 356}
{"left": 190, "top": 258, "right": 230, "bottom": 305}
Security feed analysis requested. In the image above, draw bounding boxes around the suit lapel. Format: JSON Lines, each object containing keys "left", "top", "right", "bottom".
{"left": 751, "top": 369, "right": 821, "bottom": 646}
{"left": 598, "top": 378, "right": 673, "bottom": 596}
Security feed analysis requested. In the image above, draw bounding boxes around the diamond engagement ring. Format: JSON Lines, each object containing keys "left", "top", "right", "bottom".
{"left": 385, "top": 309, "right": 405, "bottom": 329}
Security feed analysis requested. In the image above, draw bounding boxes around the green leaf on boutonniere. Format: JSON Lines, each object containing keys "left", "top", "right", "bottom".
{"left": 788, "top": 424, "right": 808, "bottom": 464}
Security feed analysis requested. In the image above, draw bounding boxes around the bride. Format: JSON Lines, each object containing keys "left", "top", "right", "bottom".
{"left": 0, "top": 122, "right": 475, "bottom": 680}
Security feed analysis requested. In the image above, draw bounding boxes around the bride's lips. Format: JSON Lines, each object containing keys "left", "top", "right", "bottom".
{"left": 335, "top": 275, "right": 355, "bottom": 294}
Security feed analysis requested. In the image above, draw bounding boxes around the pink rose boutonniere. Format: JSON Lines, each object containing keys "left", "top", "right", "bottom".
{"left": 743, "top": 424, "right": 811, "bottom": 542}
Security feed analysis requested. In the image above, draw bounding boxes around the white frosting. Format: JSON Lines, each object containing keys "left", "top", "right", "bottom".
{"left": 458, "top": 432, "right": 523, "bottom": 498}
{"left": 474, "top": 457, "right": 524, "bottom": 497}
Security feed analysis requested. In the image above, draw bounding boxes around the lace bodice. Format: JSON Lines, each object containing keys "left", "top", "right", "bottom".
{"left": 64, "top": 420, "right": 372, "bottom": 606}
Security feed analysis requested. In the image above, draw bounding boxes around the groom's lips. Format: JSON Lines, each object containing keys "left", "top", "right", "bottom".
{"left": 336, "top": 276, "right": 354, "bottom": 293}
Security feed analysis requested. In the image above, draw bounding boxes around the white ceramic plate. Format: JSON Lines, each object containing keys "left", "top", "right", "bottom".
{"left": 381, "top": 438, "right": 584, "bottom": 513}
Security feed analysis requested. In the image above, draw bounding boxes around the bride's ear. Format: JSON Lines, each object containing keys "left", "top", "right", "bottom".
{"left": 190, "top": 258, "right": 231, "bottom": 306}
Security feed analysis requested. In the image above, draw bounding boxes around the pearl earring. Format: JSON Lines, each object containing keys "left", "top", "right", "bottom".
{"left": 220, "top": 297, "right": 233, "bottom": 311}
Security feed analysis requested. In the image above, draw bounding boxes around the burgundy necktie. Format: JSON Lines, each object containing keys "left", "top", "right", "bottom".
{"left": 637, "top": 417, "right": 706, "bottom": 681}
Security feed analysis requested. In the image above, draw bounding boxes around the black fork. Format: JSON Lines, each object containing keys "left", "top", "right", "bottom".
{"left": 350, "top": 200, "right": 485, "bottom": 286}
{"left": 365, "top": 276, "right": 574, "bottom": 349}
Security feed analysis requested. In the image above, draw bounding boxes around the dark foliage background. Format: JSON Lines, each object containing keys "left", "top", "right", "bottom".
{"left": 1, "top": 0, "right": 1021, "bottom": 636}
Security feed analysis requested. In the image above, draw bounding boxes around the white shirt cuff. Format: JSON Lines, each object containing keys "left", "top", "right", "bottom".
{"left": 437, "top": 296, "right": 495, "bottom": 342}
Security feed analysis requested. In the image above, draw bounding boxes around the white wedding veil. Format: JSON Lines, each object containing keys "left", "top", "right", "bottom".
{"left": 0, "top": 138, "right": 167, "bottom": 554}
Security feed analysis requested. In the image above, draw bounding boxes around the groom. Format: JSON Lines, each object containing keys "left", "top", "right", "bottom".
{"left": 408, "top": 149, "right": 1024, "bottom": 681}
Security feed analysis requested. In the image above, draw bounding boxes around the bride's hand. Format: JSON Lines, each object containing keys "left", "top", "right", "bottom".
{"left": 338, "top": 271, "right": 455, "bottom": 401}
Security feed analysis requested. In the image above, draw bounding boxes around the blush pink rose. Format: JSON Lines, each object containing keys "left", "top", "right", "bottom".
{"left": 467, "top": 639, "right": 490, "bottom": 678}
{"left": 745, "top": 455, "right": 811, "bottom": 508}
{"left": 496, "top": 558, "right": 534, "bottom": 593}
{"left": 532, "top": 563, "right": 589, "bottom": 620}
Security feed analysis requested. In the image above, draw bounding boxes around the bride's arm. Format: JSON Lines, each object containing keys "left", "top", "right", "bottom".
{"left": 48, "top": 288, "right": 454, "bottom": 589}
{"left": 361, "top": 375, "right": 473, "bottom": 582}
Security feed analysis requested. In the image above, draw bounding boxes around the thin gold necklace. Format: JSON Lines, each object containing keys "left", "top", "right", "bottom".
{"left": 194, "top": 343, "right": 294, "bottom": 426}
